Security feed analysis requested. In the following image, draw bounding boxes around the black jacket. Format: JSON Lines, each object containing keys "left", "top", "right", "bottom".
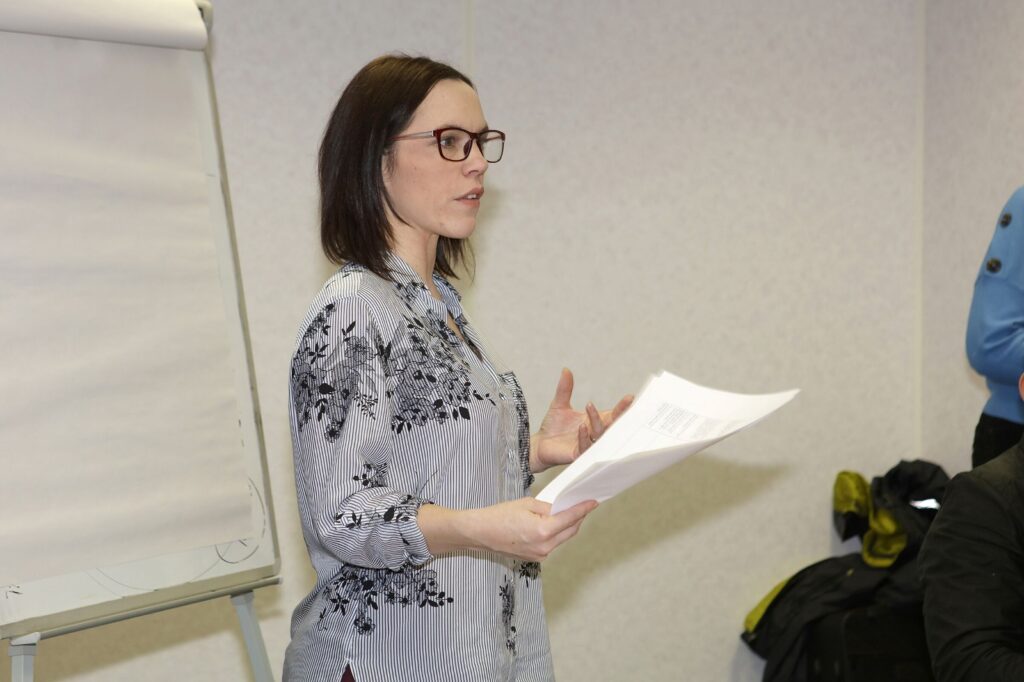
{"left": 743, "top": 460, "right": 947, "bottom": 682}
{"left": 919, "top": 444, "right": 1024, "bottom": 682}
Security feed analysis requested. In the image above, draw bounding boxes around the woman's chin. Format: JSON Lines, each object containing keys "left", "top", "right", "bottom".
{"left": 443, "top": 219, "right": 478, "bottom": 240}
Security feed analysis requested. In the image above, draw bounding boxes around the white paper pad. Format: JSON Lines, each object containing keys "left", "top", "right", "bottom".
{"left": 536, "top": 371, "right": 798, "bottom": 513}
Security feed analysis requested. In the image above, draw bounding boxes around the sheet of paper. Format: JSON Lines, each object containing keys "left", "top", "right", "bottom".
{"left": 536, "top": 371, "right": 798, "bottom": 513}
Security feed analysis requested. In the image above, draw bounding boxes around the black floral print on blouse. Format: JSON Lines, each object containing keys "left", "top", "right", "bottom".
{"left": 334, "top": 494, "right": 421, "bottom": 531}
{"left": 501, "top": 371, "right": 535, "bottom": 489}
{"left": 517, "top": 560, "right": 541, "bottom": 586}
{"left": 291, "top": 296, "right": 494, "bottom": 443}
{"left": 352, "top": 462, "right": 388, "bottom": 488}
{"left": 291, "top": 302, "right": 383, "bottom": 442}
{"left": 500, "top": 574, "right": 518, "bottom": 654}
{"left": 319, "top": 564, "right": 454, "bottom": 634}
{"left": 387, "top": 311, "right": 494, "bottom": 435}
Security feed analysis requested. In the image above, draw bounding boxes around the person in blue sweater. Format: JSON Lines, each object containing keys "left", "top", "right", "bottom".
{"left": 966, "top": 186, "right": 1024, "bottom": 468}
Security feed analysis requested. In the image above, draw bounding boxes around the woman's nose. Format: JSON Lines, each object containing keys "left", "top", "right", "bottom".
{"left": 463, "top": 140, "right": 488, "bottom": 174}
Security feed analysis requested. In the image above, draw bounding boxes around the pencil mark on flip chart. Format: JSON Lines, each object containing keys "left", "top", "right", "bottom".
{"left": 216, "top": 478, "right": 266, "bottom": 564}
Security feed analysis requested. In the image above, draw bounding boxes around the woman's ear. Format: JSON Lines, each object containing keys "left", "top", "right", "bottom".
{"left": 1018, "top": 372, "right": 1024, "bottom": 401}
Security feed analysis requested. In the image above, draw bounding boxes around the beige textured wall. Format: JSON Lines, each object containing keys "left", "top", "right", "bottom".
{"left": 3, "top": 2, "right": 1021, "bottom": 681}
{"left": 471, "top": 3, "right": 920, "bottom": 680}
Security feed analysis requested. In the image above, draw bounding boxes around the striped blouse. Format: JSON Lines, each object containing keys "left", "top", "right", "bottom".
{"left": 283, "top": 254, "right": 553, "bottom": 682}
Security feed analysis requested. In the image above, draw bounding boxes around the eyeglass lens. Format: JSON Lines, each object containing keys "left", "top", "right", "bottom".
{"left": 438, "top": 129, "right": 504, "bottom": 163}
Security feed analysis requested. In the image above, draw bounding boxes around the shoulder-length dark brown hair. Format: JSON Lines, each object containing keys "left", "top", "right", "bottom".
{"left": 319, "top": 54, "right": 474, "bottom": 280}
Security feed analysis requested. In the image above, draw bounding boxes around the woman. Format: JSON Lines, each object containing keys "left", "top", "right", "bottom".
{"left": 285, "top": 55, "right": 631, "bottom": 682}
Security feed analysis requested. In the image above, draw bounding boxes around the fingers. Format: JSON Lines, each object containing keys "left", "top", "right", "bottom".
{"left": 550, "top": 517, "right": 587, "bottom": 548}
{"left": 499, "top": 498, "right": 597, "bottom": 562}
{"left": 580, "top": 396, "right": 626, "bottom": 448}
{"left": 609, "top": 394, "right": 634, "bottom": 421}
{"left": 542, "top": 502, "right": 597, "bottom": 556}
{"left": 577, "top": 423, "right": 589, "bottom": 454}
{"left": 598, "top": 394, "right": 635, "bottom": 425}
{"left": 546, "top": 499, "right": 598, "bottom": 533}
{"left": 550, "top": 367, "right": 575, "bottom": 408}
{"left": 586, "top": 402, "right": 605, "bottom": 440}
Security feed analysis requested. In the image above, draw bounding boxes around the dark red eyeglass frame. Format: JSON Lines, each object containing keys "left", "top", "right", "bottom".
{"left": 390, "top": 127, "right": 506, "bottom": 162}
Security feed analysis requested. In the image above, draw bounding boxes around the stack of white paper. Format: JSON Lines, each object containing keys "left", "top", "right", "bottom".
{"left": 536, "top": 371, "right": 799, "bottom": 513}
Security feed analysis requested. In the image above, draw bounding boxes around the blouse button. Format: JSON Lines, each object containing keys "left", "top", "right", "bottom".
{"left": 986, "top": 258, "right": 1002, "bottom": 274}
{"left": 1000, "top": 212, "right": 1012, "bottom": 227}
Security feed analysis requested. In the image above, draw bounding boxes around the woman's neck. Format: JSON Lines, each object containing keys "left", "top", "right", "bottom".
{"left": 391, "top": 231, "right": 443, "bottom": 299}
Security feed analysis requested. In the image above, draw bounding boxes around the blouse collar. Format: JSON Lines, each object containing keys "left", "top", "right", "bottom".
{"left": 383, "top": 251, "right": 466, "bottom": 322}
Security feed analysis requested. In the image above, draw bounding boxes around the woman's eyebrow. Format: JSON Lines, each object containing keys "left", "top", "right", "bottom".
{"left": 436, "top": 122, "right": 490, "bottom": 132}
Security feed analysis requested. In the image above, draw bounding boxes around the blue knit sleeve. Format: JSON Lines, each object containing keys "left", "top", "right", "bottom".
{"left": 966, "top": 187, "right": 1024, "bottom": 385}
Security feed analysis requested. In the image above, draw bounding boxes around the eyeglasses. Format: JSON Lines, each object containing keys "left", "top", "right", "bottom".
{"left": 390, "top": 127, "right": 506, "bottom": 163}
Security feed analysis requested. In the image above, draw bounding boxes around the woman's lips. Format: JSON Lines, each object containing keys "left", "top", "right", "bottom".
{"left": 456, "top": 187, "right": 484, "bottom": 206}
{"left": 457, "top": 187, "right": 484, "bottom": 199}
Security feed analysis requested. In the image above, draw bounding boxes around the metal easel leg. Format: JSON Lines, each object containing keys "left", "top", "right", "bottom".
{"left": 230, "top": 591, "right": 273, "bottom": 682}
{"left": 8, "top": 633, "right": 41, "bottom": 682}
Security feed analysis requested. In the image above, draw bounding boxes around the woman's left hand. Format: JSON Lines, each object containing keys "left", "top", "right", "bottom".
{"left": 529, "top": 368, "right": 633, "bottom": 474}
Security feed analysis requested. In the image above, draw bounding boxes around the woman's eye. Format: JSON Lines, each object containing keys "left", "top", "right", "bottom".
{"left": 439, "top": 133, "right": 461, "bottom": 148}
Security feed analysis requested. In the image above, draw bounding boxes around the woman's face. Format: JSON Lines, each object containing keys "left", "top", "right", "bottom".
{"left": 383, "top": 79, "right": 489, "bottom": 244}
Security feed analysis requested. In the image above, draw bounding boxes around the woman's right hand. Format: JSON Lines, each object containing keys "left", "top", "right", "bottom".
{"left": 418, "top": 498, "right": 598, "bottom": 562}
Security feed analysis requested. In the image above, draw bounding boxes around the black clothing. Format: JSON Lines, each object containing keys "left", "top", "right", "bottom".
{"left": 971, "top": 412, "right": 1023, "bottom": 468}
{"left": 919, "top": 444, "right": 1024, "bottom": 682}
{"left": 744, "top": 460, "right": 946, "bottom": 682}
{"left": 744, "top": 555, "right": 921, "bottom": 682}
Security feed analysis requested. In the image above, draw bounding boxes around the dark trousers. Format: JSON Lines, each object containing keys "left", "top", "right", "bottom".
{"left": 972, "top": 413, "right": 1024, "bottom": 468}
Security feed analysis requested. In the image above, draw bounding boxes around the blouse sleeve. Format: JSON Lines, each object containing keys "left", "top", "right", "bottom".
{"left": 289, "top": 295, "right": 433, "bottom": 571}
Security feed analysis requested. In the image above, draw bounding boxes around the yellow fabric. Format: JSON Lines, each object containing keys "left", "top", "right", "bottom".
{"left": 862, "top": 507, "right": 907, "bottom": 567}
{"left": 744, "top": 576, "right": 791, "bottom": 634}
{"left": 832, "top": 470, "right": 906, "bottom": 568}
{"left": 833, "top": 470, "right": 871, "bottom": 516}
